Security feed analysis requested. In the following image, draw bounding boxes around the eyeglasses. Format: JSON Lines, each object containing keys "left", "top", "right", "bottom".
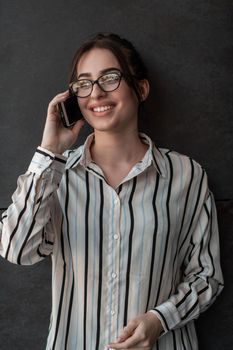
{"left": 70, "top": 70, "right": 123, "bottom": 98}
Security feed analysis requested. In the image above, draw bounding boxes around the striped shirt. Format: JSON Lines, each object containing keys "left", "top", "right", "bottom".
{"left": 0, "top": 132, "right": 223, "bottom": 350}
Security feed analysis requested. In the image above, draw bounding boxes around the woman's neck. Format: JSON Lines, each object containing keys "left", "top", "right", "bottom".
{"left": 90, "top": 129, "right": 148, "bottom": 167}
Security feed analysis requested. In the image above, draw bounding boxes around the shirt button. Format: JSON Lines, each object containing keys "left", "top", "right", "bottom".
{"left": 112, "top": 272, "right": 117, "bottom": 279}
{"left": 46, "top": 168, "right": 51, "bottom": 173}
{"left": 46, "top": 156, "right": 51, "bottom": 162}
{"left": 111, "top": 310, "right": 115, "bottom": 316}
{"left": 114, "top": 198, "right": 119, "bottom": 205}
{"left": 113, "top": 234, "right": 119, "bottom": 240}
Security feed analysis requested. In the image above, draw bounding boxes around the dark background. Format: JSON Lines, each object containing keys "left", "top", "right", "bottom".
{"left": 0, "top": 1, "right": 232, "bottom": 349}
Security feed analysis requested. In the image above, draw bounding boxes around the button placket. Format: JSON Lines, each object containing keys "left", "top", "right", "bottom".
{"left": 106, "top": 191, "right": 121, "bottom": 325}
{"left": 111, "top": 193, "right": 121, "bottom": 320}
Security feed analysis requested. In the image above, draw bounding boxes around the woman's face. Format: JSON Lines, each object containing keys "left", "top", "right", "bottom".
{"left": 76, "top": 48, "right": 140, "bottom": 134}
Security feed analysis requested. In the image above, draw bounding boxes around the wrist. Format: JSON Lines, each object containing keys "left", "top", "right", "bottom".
{"left": 146, "top": 311, "right": 164, "bottom": 334}
{"left": 40, "top": 144, "right": 62, "bottom": 155}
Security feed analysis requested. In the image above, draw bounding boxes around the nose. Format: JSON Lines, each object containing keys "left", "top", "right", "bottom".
{"left": 90, "top": 82, "right": 106, "bottom": 98}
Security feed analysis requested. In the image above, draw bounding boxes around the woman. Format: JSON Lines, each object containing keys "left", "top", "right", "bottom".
{"left": 0, "top": 33, "right": 223, "bottom": 350}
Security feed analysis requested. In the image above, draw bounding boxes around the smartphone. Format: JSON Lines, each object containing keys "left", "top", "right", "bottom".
{"left": 58, "top": 93, "right": 83, "bottom": 128}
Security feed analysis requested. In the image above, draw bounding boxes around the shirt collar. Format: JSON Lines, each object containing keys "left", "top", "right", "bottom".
{"left": 138, "top": 133, "right": 167, "bottom": 178}
{"left": 66, "top": 132, "right": 167, "bottom": 178}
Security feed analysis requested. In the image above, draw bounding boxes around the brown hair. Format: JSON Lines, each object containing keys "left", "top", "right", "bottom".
{"left": 68, "top": 32, "right": 149, "bottom": 104}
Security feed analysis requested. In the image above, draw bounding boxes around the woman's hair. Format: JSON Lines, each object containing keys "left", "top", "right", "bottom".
{"left": 68, "top": 32, "right": 149, "bottom": 104}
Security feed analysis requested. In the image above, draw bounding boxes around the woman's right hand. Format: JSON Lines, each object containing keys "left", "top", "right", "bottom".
{"left": 40, "top": 90, "right": 85, "bottom": 155}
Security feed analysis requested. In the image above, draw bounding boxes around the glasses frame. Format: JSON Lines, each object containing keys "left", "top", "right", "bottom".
{"left": 69, "top": 69, "right": 123, "bottom": 98}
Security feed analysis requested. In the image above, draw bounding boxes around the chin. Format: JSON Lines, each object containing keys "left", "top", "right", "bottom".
{"left": 86, "top": 117, "right": 118, "bottom": 132}
{"left": 84, "top": 112, "right": 136, "bottom": 133}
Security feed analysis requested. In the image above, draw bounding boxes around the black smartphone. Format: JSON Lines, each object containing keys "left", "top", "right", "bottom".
{"left": 58, "top": 93, "right": 83, "bottom": 128}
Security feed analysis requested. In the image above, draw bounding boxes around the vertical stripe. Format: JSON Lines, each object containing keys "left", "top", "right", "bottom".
{"left": 117, "top": 182, "right": 129, "bottom": 335}
{"left": 205, "top": 201, "right": 216, "bottom": 278}
{"left": 52, "top": 219, "right": 67, "bottom": 350}
{"left": 179, "top": 169, "right": 205, "bottom": 256}
{"left": 17, "top": 217, "right": 36, "bottom": 264}
{"left": 169, "top": 158, "right": 194, "bottom": 296}
{"left": 117, "top": 184, "right": 123, "bottom": 195}
{"left": 95, "top": 179, "right": 104, "bottom": 350}
{"left": 154, "top": 153, "right": 173, "bottom": 306}
{"left": 83, "top": 171, "right": 90, "bottom": 350}
{"left": 64, "top": 278, "right": 74, "bottom": 349}
{"left": 146, "top": 173, "right": 160, "bottom": 310}
{"left": 64, "top": 170, "right": 74, "bottom": 349}
{"left": 136, "top": 170, "right": 148, "bottom": 313}
{"left": 180, "top": 170, "right": 206, "bottom": 282}
{"left": 184, "top": 325, "right": 193, "bottom": 349}
{"left": 123, "top": 177, "right": 137, "bottom": 326}
{"left": 180, "top": 327, "right": 187, "bottom": 349}
{"left": 18, "top": 181, "right": 47, "bottom": 264}
{"left": 172, "top": 330, "right": 177, "bottom": 350}
{"left": 90, "top": 176, "right": 98, "bottom": 350}
{"left": 74, "top": 168, "right": 80, "bottom": 350}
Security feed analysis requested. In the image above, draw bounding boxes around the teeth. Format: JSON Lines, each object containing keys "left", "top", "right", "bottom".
{"left": 93, "top": 105, "right": 113, "bottom": 112}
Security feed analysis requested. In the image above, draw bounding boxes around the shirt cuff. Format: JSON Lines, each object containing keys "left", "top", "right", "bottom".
{"left": 150, "top": 300, "right": 181, "bottom": 334}
{"left": 28, "top": 146, "right": 67, "bottom": 182}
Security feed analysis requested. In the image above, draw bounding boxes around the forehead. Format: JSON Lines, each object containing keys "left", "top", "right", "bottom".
{"left": 76, "top": 48, "right": 121, "bottom": 76}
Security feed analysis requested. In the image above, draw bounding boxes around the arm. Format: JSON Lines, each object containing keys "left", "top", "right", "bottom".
{"left": 0, "top": 90, "right": 85, "bottom": 265}
{"left": 0, "top": 148, "right": 66, "bottom": 265}
{"left": 151, "top": 184, "right": 224, "bottom": 334}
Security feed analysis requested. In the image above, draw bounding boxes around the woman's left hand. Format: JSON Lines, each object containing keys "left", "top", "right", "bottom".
{"left": 107, "top": 312, "right": 163, "bottom": 349}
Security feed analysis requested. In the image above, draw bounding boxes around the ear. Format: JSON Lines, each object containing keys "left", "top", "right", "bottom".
{"left": 139, "top": 79, "right": 150, "bottom": 102}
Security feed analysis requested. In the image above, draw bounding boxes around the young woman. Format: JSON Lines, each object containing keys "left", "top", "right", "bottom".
{"left": 0, "top": 33, "right": 223, "bottom": 350}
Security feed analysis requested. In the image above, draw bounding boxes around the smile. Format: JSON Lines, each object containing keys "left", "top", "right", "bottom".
{"left": 92, "top": 105, "right": 114, "bottom": 112}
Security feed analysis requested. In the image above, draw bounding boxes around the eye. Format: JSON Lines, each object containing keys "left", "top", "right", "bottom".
{"left": 99, "top": 73, "right": 120, "bottom": 85}
{"left": 72, "top": 80, "right": 91, "bottom": 91}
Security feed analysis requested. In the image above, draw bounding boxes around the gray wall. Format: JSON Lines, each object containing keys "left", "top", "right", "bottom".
{"left": 0, "top": 1, "right": 232, "bottom": 349}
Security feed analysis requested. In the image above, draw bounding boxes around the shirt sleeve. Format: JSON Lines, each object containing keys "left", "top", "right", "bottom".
{"left": 149, "top": 173, "right": 224, "bottom": 334}
{"left": 0, "top": 147, "right": 67, "bottom": 265}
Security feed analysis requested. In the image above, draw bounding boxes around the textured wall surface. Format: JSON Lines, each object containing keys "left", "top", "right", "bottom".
{"left": 0, "top": 1, "right": 232, "bottom": 349}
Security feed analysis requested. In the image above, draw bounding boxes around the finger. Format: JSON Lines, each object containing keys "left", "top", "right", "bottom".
{"left": 117, "top": 321, "right": 138, "bottom": 342}
{"left": 107, "top": 331, "right": 141, "bottom": 349}
{"left": 47, "top": 90, "right": 70, "bottom": 114}
{"left": 50, "top": 90, "right": 69, "bottom": 106}
{"left": 109, "top": 321, "right": 137, "bottom": 345}
{"left": 108, "top": 321, "right": 139, "bottom": 347}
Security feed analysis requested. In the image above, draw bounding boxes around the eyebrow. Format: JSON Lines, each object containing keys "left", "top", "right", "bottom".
{"left": 77, "top": 67, "right": 120, "bottom": 79}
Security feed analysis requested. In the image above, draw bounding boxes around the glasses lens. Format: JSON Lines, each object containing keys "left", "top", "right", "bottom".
{"left": 98, "top": 72, "right": 121, "bottom": 92}
{"left": 71, "top": 80, "right": 92, "bottom": 97}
